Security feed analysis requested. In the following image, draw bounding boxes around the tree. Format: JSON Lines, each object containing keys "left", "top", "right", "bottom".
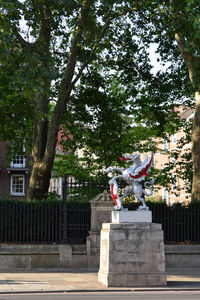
{"left": 2, "top": 0, "right": 156, "bottom": 199}
{"left": 169, "top": 0, "right": 200, "bottom": 202}
{"left": 143, "top": 0, "right": 200, "bottom": 201}
{"left": 60, "top": 68, "right": 182, "bottom": 177}
{"left": 0, "top": 0, "right": 189, "bottom": 200}
{"left": 0, "top": 29, "right": 33, "bottom": 144}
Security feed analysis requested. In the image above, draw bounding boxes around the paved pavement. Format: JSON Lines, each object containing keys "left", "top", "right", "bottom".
{"left": 0, "top": 269, "right": 199, "bottom": 294}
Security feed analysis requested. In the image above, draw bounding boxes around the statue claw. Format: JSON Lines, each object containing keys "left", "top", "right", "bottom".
{"left": 137, "top": 205, "right": 149, "bottom": 211}
{"left": 114, "top": 205, "right": 121, "bottom": 211}
{"left": 121, "top": 207, "right": 128, "bottom": 211}
{"left": 109, "top": 179, "right": 115, "bottom": 185}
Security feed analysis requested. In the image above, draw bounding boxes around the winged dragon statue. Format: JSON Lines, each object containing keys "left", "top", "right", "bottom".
{"left": 106, "top": 153, "right": 155, "bottom": 211}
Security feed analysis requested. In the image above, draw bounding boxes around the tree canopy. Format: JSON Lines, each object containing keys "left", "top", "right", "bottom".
{"left": 0, "top": 0, "right": 199, "bottom": 200}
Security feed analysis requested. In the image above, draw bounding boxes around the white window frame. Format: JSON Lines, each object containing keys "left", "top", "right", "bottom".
{"left": 10, "top": 174, "right": 25, "bottom": 196}
{"left": 184, "top": 179, "right": 187, "bottom": 190}
{"left": 172, "top": 133, "right": 177, "bottom": 144}
{"left": 11, "top": 155, "right": 26, "bottom": 168}
{"left": 162, "top": 139, "right": 168, "bottom": 150}
{"left": 162, "top": 189, "right": 168, "bottom": 202}
{"left": 49, "top": 177, "right": 62, "bottom": 196}
{"left": 172, "top": 157, "right": 177, "bottom": 167}
{"left": 56, "top": 146, "right": 62, "bottom": 154}
{"left": 10, "top": 146, "right": 26, "bottom": 168}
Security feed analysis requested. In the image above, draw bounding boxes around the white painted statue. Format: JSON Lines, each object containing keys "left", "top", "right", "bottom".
{"left": 106, "top": 153, "right": 154, "bottom": 211}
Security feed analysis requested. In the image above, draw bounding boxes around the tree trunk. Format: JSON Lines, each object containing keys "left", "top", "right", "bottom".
{"left": 191, "top": 91, "right": 200, "bottom": 201}
{"left": 173, "top": 16, "right": 200, "bottom": 201}
{"left": 27, "top": 95, "right": 58, "bottom": 200}
{"left": 26, "top": 0, "right": 97, "bottom": 199}
{"left": 27, "top": 159, "right": 54, "bottom": 200}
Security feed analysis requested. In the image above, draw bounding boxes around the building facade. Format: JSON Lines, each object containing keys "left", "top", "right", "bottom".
{"left": 153, "top": 106, "right": 193, "bottom": 204}
{"left": 0, "top": 141, "right": 30, "bottom": 198}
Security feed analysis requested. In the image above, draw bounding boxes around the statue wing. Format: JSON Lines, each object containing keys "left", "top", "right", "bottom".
{"left": 129, "top": 154, "right": 153, "bottom": 181}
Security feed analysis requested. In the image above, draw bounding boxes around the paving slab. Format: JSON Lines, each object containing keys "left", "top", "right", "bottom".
{"left": 0, "top": 269, "right": 199, "bottom": 294}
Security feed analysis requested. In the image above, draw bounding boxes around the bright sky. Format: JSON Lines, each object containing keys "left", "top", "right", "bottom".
{"left": 149, "top": 43, "right": 171, "bottom": 75}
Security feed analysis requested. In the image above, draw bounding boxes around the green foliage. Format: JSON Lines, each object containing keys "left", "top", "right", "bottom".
{"left": 0, "top": 192, "right": 60, "bottom": 204}
{"left": 52, "top": 153, "right": 91, "bottom": 179}
{"left": 0, "top": 47, "right": 33, "bottom": 146}
{"left": 60, "top": 65, "right": 183, "bottom": 176}
{"left": 1, "top": 0, "right": 198, "bottom": 200}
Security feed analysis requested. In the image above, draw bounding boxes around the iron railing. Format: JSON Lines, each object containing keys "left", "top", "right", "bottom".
{"left": 0, "top": 175, "right": 199, "bottom": 244}
{"left": 0, "top": 175, "right": 108, "bottom": 244}
{"left": 125, "top": 202, "right": 200, "bottom": 244}
{"left": 152, "top": 204, "right": 200, "bottom": 244}
{"left": 0, "top": 202, "right": 91, "bottom": 244}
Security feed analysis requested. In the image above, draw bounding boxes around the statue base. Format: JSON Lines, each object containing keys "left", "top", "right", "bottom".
{"left": 112, "top": 210, "right": 152, "bottom": 223}
{"left": 98, "top": 222, "right": 166, "bottom": 287}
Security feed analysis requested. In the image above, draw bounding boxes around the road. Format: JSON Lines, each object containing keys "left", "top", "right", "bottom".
{"left": 0, "top": 291, "right": 200, "bottom": 300}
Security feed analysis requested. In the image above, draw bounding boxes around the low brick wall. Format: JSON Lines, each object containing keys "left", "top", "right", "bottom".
{"left": 0, "top": 244, "right": 87, "bottom": 271}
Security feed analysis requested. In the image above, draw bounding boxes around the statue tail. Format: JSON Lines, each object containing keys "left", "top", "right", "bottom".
{"left": 143, "top": 179, "right": 154, "bottom": 197}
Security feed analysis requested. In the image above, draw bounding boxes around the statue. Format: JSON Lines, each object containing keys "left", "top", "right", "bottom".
{"left": 105, "top": 153, "right": 155, "bottom": 211}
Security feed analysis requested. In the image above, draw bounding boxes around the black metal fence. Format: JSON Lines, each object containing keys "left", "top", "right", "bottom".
{"left": 0, "top": 175, "right": 108, "bottom": 244}
{"left": 152, "top": 204, "right": 200, "bottom": 244}
{"left": 125, "top": 202, "right": 200, "bottom": 244}
{"left": 0, "top": 175, "right": 200, "bottom": 244}
{"left": 0, "top": 202, "right": 91, "bottom": 244}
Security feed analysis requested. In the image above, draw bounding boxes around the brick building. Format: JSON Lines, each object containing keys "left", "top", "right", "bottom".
{"left": 0, "top": 131, "right": 65, "bottom": 198}
{"left": 0, "top": 141, "right": 30, "bottom": 198}
{"left": 153, "top": 106, "right": 193, "bottom": 204}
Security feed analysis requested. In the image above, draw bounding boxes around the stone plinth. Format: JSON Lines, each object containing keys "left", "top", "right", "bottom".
{"left": 112, "top": 210, "right": 152, "bottom": 223}
{"left": 98, "top": 222, "right": 166, "bottom": 287}
{"left": 87, "top": 190, "right": 113, "bottom": 269}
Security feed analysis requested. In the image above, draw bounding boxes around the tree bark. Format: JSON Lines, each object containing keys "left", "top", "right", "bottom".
{"left": 27, "top": 159, "right": 54, "bottom": 200}
{"left": 27, "top": 93, "right": 56, "bottom": 199}
{"left": 191, "top": 91, "right": 200, "bottom": 201}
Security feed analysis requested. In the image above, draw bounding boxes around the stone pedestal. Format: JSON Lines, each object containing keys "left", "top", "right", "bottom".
{"left": 112, "top": 210, "right": 152, "bottom": 223}
{"left": 98, "top": 222, "right": 166, "bottom": 287}
{"left": 86, "top": 190, "right": 113, "bottom": 269}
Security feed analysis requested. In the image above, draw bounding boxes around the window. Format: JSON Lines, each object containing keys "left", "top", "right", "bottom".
{"left": 56, "top": 146, "right": 62, "bottom": 154}
{"left": 10, "top": 175, "right": 25, "bottom": 195}
{"left": 172, "top": 134, "right": 177, "bottom": 144}
{"left": 162, "top": 139, "right": 168, "bottom": 150}
{"left": 151, "top": 154, "right": 155, "bottom": 168}
{"left": 11, "top": 154, "right": 26, "bottom": 168}
{"left": 49, "top": 177, "right": 62, "bottom": 196}
{"left": 183, "top": 132, "right": 187, "bottom": 143}
{"left": 162, "top": 189, "right": 168, "bottom": 202}
{"left": 10, "top": 145, "right": 26, "bottom": 168}
{"left": 172, "top": 157, "right": 177, "bottom": 167}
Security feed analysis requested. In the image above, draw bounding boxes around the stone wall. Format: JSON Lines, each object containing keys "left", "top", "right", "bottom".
{"left": 165, "top": 245, "right": 200, "bottom": 269}
{"left": 0, "top": 243, "right": 199, "bottom": 271}
{"left": 0, "top": 244, "right": 87, "bottom": 271}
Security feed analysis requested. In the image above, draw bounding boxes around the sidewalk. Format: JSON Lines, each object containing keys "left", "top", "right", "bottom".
{"left": 0, "top": 269, "right": 199, "bottom": 294}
